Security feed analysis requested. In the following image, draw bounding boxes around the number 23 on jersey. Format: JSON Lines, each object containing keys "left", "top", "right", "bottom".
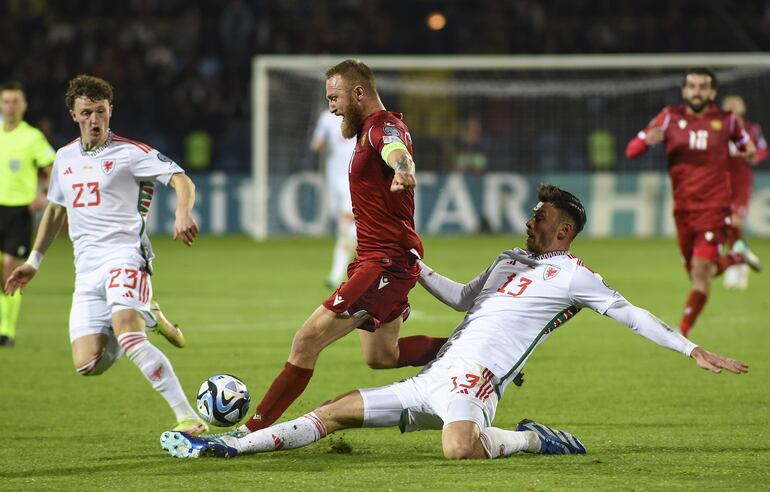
{"left": 72, "top": 182, "right": 101, "bottom": 208}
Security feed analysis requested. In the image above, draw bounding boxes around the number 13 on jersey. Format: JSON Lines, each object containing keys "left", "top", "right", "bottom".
{"left": 498, "top": 273, "right": 532, "bottom": 297}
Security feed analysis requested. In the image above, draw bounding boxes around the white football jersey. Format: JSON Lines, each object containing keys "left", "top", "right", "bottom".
{"left": 424, "top": 250, "right": 624, "bottom": 395}
{"left": 48, "top": 132, "right": 183, "bottom": 272}
{"left": 312, "top": 111, "right": 356, "bottom": 185}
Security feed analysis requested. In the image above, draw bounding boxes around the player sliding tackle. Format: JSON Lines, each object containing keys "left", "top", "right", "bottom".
{"left": 161, "top": 184, "right": 747, "bottom": 460}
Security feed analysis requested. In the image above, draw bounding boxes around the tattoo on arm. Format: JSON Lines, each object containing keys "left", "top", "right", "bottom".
{"left": 395, "top": 153, "right": 415, "bottom": 173}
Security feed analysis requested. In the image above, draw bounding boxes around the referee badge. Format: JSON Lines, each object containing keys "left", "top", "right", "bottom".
{"left": 9, "top": 159, "right": 20, "bottom": 172}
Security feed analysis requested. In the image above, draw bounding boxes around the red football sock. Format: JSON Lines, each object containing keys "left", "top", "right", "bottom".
{"left": 715, "top": 252, "right": 744, "bottom": 276}
{"left": 397, "top": 336, "right": 448, "bottom": 367}
{"left": 678, "top": 290, "right": 708, "bottom": 338}
{"left": 245, "top": 362, "right": 314, "bottom": 432}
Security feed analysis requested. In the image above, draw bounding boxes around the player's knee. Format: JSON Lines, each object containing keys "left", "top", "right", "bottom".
{"left": 442, "top": 441, "right": 478, "bottom": 460}
{"left": 363, "top": 349, "right": 398, "bottom": 369}
{"left": 363, "top": 343, "right": 398, "bottom": 369}
{"left": 291, "top": 324, "right": 324, "bottom": 358}
{"left": 74, "top": 353, "right": 104, "bottom": 376}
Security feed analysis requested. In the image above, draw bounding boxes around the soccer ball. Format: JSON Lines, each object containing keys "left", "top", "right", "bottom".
{"left": 196, "top": 374, "right": 251, "bottom": 427}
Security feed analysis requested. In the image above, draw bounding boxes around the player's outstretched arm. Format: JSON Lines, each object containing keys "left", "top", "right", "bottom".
{"left": 169, "top": 173, "right": 198, "bottom": 246}
{"left": 625, "top": 127, "right": 664, "bottom": 159}
{"left": 690, "top": 347, "right": 748, "bottom": 374}
{"left": 604, "top": 300, "right": 748, "bottom": 374}
{"left": 385, "top": 148, "right": 416, "bottom": 192}
{"left": 419, "top": 261, "right": 489, "bottom": 311}
{"left": 4, "top": 202, "right": 67, "bottom": 295}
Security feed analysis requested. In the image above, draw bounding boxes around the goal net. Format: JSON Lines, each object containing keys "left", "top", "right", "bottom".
{"left": 251, "top": 54, "right": 770, "bottom": 239}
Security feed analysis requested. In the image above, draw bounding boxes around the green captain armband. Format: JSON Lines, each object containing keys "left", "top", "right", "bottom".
{"left": 381, "top": 141, "right": 409, "bottom": 163}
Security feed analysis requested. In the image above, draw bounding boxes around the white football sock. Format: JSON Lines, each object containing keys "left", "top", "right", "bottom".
{"left": 117, "top": 331, "right": 195, "bottom": 421}
{"left": 329, "top": 239, "right": 349, "bottom": 284}
{"left": 723, "top": 264, "right": 738, "bottom": 288}
{"left": 235, "top": 412, "right": 327, "bottom": 454}
{"left": 736, "top": 263, "right": 750, "bottom": 289}
{"left": 329, "top": 221, "right": 356, "bottom": 284}
{"left": 479, "top": 427, "right": 532, "bottom": 458}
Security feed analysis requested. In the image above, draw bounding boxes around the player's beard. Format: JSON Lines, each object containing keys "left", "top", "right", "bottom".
{"left": 341, "top": 101, "right": 364, "bottom": 139}
{"left": 526, "top": 224, "right": 558, "bottom": 255}
{"left": 686, "top": 96, "right": 711, "bottom": 114}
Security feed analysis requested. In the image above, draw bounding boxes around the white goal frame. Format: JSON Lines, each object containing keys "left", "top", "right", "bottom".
{"left": 251, "top": 53, "right": 770, "bottom": 240}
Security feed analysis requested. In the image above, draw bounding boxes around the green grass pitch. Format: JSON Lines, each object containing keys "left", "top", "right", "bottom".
{"left": 1, "top": 235, "right": 768, "bottom": 491}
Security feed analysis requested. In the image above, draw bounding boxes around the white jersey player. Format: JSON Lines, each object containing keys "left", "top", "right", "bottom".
{"left": 5, "top": 74, "right": 207, "bottom": 435}
{"left": 310, "top": 111, "right": 357, "bottom": 287}
{"left": 161, "top": 183, "right": 747, "bottom": 461}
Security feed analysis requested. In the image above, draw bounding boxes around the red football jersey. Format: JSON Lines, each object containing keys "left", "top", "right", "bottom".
{"left": 349, "top": 110, "right": 423, "bottom": 264}
{"left": 637, "top": 104, "right": 750, "bottom": 211}
{"left": 727, "top": 119, "right": 768, "bottom": 212}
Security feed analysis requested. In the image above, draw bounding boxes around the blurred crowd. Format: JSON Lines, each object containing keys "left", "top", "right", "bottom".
{"left": 3, "top": 0, "right": 770, "bottom": 171}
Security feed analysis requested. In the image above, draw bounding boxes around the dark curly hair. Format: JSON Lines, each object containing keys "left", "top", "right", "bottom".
{"left": 65, "top": 74, "right": 113, "bottom": 110}
{"left": 682, "top": 67, "right": 717, "bottom": 89}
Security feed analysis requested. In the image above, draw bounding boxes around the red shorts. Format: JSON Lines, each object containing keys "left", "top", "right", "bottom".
{"left": 674, "top": 208, "right": 731, "bottom": 273}
{"left": 322, "top": 257, "right": 419, "bottom": 332}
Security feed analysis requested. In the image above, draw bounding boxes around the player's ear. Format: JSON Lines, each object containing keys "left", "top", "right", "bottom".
{"left": 557, "top": 221, "right": 573, "bottom": 240}
{"left": 354, "top": 86, "right": 364, "bottom": 101}
{"left": 69, "top": 110, "right": 77, "bottom": 122}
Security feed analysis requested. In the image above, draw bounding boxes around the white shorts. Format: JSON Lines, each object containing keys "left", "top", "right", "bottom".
{"left": 360, "top": 357, "right": 501, "bottom": 432}
{"left": 69, "top": 257, "right": 156, "bottom": 343}
{"left": 326, "top": 181, "right": 353, "bottom": 218}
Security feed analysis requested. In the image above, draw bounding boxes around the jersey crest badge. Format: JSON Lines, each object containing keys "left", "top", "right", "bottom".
{"left": 9, "top": 159, "right": 20, "bottom": 173}
{"left": 710, "top": 120, "right": 722, "bottom": 131}
{"left": 101, "top": 160, "right": 115, "bottom": 175}
{"left": 543, "top": 265, "right": 560, "bottom": 280}
{"left": 678, "top": 119, "right": 687, "bottom": 129}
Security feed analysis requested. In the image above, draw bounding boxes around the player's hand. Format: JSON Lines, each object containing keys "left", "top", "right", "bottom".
{"left": 741, "top": 140, "right": 757, "bottom": 162}
{"left": 390, "top": 171, "right": 416, "bottom": 192}
{"left": 28, "top": 193, "right": 47, "bottom": 214}
{"left": 645, "top": 127, "right": 664, "bottom": 146}
{"left": 173, "top": 213, "right": 199, "bottom": 247}
{"left": 690, "top": 347, "right": 748, "bottom": 374}
{"left": 4, "top": 264, "right": 38, "bottom": 295}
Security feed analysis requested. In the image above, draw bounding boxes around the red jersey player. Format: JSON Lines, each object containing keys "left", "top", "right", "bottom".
{"left": 235, "top": 59, "right": 447, "bottom": 436}
{"left": 626, "top": 68, "right": 758, "bottom": 338}
{"left": 721, "top": 94, "right": 767, "bottom": 289}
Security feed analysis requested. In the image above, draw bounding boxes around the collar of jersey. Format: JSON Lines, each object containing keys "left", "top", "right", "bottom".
{"left": 533, "top": 250, "right": 570, "bottom": 260}
{"left": 80, "top": 130, "right": 113, "bottom": 156}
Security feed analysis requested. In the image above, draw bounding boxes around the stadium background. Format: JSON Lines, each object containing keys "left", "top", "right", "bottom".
{"left": 5, "top": 1, "right": 770, "bottom": 237}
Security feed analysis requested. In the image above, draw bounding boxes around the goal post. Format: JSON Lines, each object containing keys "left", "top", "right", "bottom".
{"left": 251, "top": 53, "right": 770, "bottom": 240}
